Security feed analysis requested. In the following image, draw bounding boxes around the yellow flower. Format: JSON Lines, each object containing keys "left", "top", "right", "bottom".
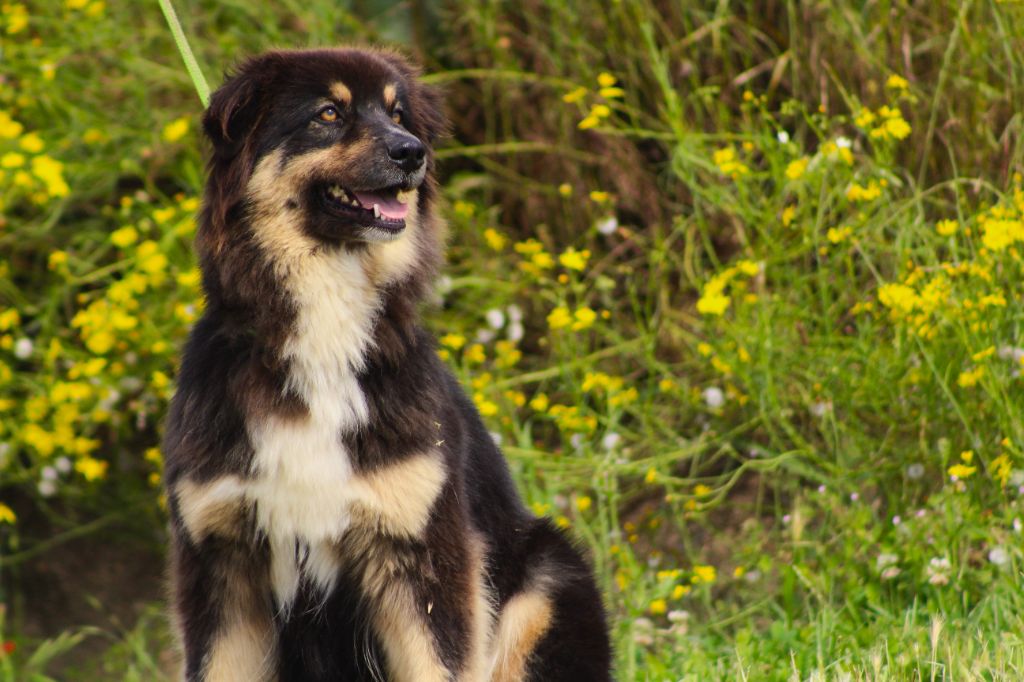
{"left": 826, "top": 226, "right": 853, "bottom": 244}
{"left": 547, "top": 306, "right": 572, "bottom": 330}
{"left": 972, "top": 346, "right": 996, "bottom": 362}
{"left": 0, "top": 502, "right": 15, "bottom": 523}
{"left": 571, "top": 306, "right": 597, "bottom": 331}
{"left": 576, "top": 496, "right": 592, "bottom": 512}
{"left": 877, "top": 283, "right": 917, "bottom": 315}
{"left": 18, "top": 132, "right": 44, "bottom": 153}
{"left": 991, "top": 454, "right": 1013, "bottom": 487}
{"left": 960, "top": 450, "right": 974, "bottom": 463}
{"left": 596, "top": 72, "right": 616, "bottom": 88}
{"left": 439, "top": 333, "right": 466, "bottom": 350}
{"left": 66, "top": 0, "right": 89, "bottom": 8}
{"left": 785, "top": 157, "right": 809, "bottom": 180}
{"left": 589, "top": 191, "right": 610, "bottom": 204}
{"left": 649, "top": 599, "right": 667, "bottom": 615}
{"left": 494, "top": 340, "right": 521, "bottom": 369}
{"left": 48, "top": 250, "right": 68, "bottom": 270}
{"left": 694, "top": 484, "right": 711, "bottom": 497}
{"left": 713, "top": 146, "right": 749, "bottom": 179}
{"left": 590, "top": 104, "right": 611, "bottom": 119}
{"left": 464, "top": 344, "right": 486, "bottom": 364}
{"left": 671, "top": 584, "right": 690, "bottom": 599}
{"left": 1, "top": 152, "right": 25, "bottom": 168}
{"left": 5, "top": 3, "right": 28, "bottom": 34}
{"left": 110, "top": 225, "right": 138, "bottom": 248}
{"left": 75, "top": 457, "right": 109, "bottom": 481}
{"left": 598, "top": 87, "right": 625, "bottom": 99}
{"left": 529, "top": 393, "right": 549, "bottom": 412}
{"left": 886, "top": 74, "right": 910, "bottom": 90}
{"left": 658, "top": 378, "right": 677, "bottom": 392}
{"left": 696, "top": 291, "right": 730, "bottom": 316}
{"left": 577, "top": 115, "right": 600, "bottom": 130}
{"left": 981, "top": 219, "right": 1024, "bottom": 251}
{"left": 936, "top": 219, "right": 958, "bottom": 236}
{"left": 957, "top": 367, "right": 985, "bottom": 388}
{"left": 562, "top": 87, "right": 587, "bottom": 104}
{"left": 846, "top": 181, "right": 882, "bottom": 202}
{"left": 482, "top": 228, "right": 506, "bottom": 251}
{"left": 162, "top": 117, "right": 190, "bottom": 143}
{"left": 947, "top": 463, "right": 976, "bottom": 479}
{"left": 691, "top": 565, "right": 717, "bottom": 584}
{"left": 31, "top": 155, "right": 69, "bottom": 196}
{"left": 473, "top": 393, "right": 499, "bottom": 417}
{"left": 557, "top": 183, "right": 573, "bottom": 197}
{"left": 644, "top": 468, "right": 657, "bottom": 484}
{"left": 558, "top": 247, "right": 590, "bottom": 271}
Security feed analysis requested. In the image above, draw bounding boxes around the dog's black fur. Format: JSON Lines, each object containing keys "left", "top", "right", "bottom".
{"left": 163, "top": 48, "right": 611, "bottom": 681}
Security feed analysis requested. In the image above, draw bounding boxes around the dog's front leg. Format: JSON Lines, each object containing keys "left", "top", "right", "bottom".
{"left": 169, "top": 478, "right": 277, "bottom": 682}
{"left": 345, "top": 453, "right": 493, "bottom": 682}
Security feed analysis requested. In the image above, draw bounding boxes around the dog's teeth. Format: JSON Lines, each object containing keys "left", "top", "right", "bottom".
{"left": 396, "top": 190, "right": 410, "bottom": 205}
{"left": 373, "top": 204, "right": 381, "bottom": 218}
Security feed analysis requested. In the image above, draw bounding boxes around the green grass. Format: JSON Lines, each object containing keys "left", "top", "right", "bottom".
{"left": 2, "top": 0, "right": 1024, "bottom": 679}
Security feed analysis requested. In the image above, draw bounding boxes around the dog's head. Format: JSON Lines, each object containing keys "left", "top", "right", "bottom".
{"left": 201, "top": 48, "right": 446, "bottom": 247}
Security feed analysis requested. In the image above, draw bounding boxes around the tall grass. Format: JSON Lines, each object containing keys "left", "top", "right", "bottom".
{"left": 1, "top": 1, "right": 1023, "bottom": 679}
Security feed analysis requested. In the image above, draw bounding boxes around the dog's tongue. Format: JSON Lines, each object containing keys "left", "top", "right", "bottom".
{"left": 354, "top": 191, "right": 408, "bottom": 220}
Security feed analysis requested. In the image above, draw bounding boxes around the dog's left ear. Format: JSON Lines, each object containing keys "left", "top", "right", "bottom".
{"left": 203, "top": 56, "right": 275, "bottom": 159}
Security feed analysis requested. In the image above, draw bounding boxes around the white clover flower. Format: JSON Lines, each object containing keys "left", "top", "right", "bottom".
{"left": 777, "top": 130, "right": 790, "bottom": 144}
{"left": 41, "top": 465, "right": 58, "bottom": 481}
{"left": 38, "top": 479, "right": 57, "bottom": 497}
{"left": 1014, "top": 518, "right": 1022, "bottom": 533}
{"left": 892, "top": 515, "right": 902, "bottom": 526}
{"left": 506, "top": 304, "right": 523, "bottom": 323}
{"left": 850, "top": 492, "right": 860, "bottom": 502}
{"left": 667, "top": 610, "right": 690, "bottom": 623}
{"left": 906, "top": 463, "right": 925, "bottom": 480}
{"left": 489, "top": 431, "right": 502, "bottom": 446}
{"left": 744, "top": 569, "right": 762, "bottom": 583}
{"left": 475, "top": 328, "right": 496, "bottom": 344}
{"left": 55, "top": 456, "right": 72, "bottom": 473}
{"left": 506, "top": 321, "right": 524, "bottom": 343}
{"left": 997, "top": 346, "right": 1024, "bottom": 362}
{"left": 485, "top": 308, "right": 505, "bottom": 330}
{"left": 13, "top": 337, "right": 33, "bottom": 359}
{"left": 601, "top": 432, "right": 621, "bottom": 451}
{"left": 810, "top": 400, "right": 832, "bottom": 417}
{"left": 570, "top": 433, "right": 585, "bottom": 451}
{"left": 926, "top": 557, "right": 951, "bottom": 585}
{"left": 876, "top": 553, "right": 898, "bottom": 570}
{"left": 836, "top": 136, "right": 852, "bottom": 149}
{"left": 702, "top": 386, "right": 725, "bottom": 409}
{"left": 988, "top": 546, "right": 1010, "bottom": 566}
{"left": 596, "top": 215, "right": 618, "bottom": 235}
{"left": 881, "top": 566, "right": 901, "bottom": 581}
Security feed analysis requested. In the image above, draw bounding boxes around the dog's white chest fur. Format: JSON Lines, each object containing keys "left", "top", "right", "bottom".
{"left": 248, "top": 250, "right": 379, "bottom": 608}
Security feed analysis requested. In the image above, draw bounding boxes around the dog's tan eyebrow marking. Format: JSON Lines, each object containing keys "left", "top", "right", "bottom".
{"left": 329, "top": 81, "right": 352, "bottom": 105}
{"left": 383, "top": 83, "right": 398, "bottom": 108}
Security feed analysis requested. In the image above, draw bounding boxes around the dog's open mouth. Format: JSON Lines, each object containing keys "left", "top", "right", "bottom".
{"left": 320, "top": 183, "right": 411, "bottom": 233}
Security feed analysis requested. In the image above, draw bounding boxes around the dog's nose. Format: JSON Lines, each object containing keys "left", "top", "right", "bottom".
{"left": 387, "top": 136, "right": 426, "bottom": 173}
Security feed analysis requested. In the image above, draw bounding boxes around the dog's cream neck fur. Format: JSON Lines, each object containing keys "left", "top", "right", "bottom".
{"left": 240, "top": 148, "right": 426, "bottom": 607}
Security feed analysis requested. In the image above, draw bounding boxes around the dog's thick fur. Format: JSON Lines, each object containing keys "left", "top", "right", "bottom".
{"left": 163, "top": 48, "right": 611, "bottom": 681}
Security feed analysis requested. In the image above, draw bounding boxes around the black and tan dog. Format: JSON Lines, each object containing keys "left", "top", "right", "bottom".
{"left": 163, "top": 48, "right": 611, "bottom": 681}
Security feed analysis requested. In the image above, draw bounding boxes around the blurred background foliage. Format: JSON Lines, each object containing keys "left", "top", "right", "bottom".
{"left": 1, "top": 0, "right": 1024, "bottom": 679}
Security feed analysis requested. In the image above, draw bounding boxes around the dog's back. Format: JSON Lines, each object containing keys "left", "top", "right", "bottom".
{"left": 164, "top": 48, "right": 611, "bottom": 681}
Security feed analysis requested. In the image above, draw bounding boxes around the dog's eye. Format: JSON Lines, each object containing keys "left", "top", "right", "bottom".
{"left": 318, "top": 106, "right": 340, "bottom": 123}
{"left": 391, "top": 108, "right": 404, "bottom": 125}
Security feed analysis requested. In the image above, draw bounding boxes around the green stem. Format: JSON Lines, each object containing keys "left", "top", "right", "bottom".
{"left": 157, "top": 0, "right": 210, "bottom": 107}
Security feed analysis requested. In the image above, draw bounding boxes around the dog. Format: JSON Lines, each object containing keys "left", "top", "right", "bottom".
{"left": 162, "top": 47, "right": 612, "bottom": 681}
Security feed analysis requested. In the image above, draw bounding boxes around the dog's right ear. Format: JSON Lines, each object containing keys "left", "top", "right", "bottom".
{"left": 202, "top": 61, "right": 269, "bottom": 159}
